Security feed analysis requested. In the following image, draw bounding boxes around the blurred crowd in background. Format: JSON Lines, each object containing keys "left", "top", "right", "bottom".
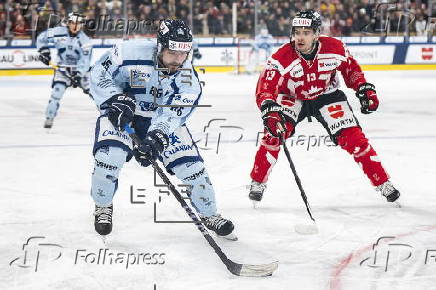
{"left": 0, "top": 0, "right": 434, "bottom": 40}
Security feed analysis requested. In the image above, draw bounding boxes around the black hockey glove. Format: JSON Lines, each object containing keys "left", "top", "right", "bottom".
{"left": 70, "top": 71, "right": 81, "bottom": 88}
{"left": 133, "top": 130, "right": 169, "bottom": 167}
{"left": 104, "top": 94, "right": 136, "bottom": 131}
{"left": 356, "top": 82, "right": 379, "bottom": 114}
{"left": 193, "top": 48, "right": 202, "bottom": 60}
{"left": 261, "top": 100, "right": 294, "bottom": 138}
{"left": 38, "top": 48, "right": 51, "bottom": 66}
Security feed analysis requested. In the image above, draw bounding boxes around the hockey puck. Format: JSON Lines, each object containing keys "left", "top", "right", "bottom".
{"left": 294, "top": 222, "right": 318, "bottom": 235}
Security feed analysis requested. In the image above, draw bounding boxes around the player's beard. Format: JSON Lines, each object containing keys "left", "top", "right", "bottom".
{"left": 166, "top": 62, "right": 182, "bottom": 73}
{"left": 158, "top": 56, "right": 185, "bottom": 74}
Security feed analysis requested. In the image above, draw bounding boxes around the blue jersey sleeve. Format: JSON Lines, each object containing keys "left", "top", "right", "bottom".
{"left": 77, "top": 32, "right": 93, "bottom": 75}
{"left": 36, "top": 29, "right": 50, "bottom": 51}
{"left": 90, "top": 43, "right": 128, "bottom": 108}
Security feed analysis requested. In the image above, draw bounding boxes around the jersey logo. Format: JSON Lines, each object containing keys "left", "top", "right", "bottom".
{"left": 318, "top": 58, "right": 338, "bottom": 71}
{"left": 290, "top": 63, "right": 303, "bottom": 78}
{"left": 129, "top": 69, "right": 151, "bottom": 88}
{"left": 327, "top": 105, "right": 344, "bottom": 119}
{"left": 169, "top": 133, "right": 182, "bottom": 146}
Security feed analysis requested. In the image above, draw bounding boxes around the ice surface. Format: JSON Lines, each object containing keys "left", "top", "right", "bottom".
{"left": 1, "top": 70, "right": 436, "bottom": 290}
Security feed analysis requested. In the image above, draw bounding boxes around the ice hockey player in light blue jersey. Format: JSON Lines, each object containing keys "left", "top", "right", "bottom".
{"left": 253, "top": 28, "right": 274, "bottom": 59}
{"left": 246, "top": 28, "right": 275, "bottom": 73}
{"left": 89, "top": 19, "right": 236, "bottom": 240}
{"left": 36, "top": 12, "right": 92, "bottom": 129}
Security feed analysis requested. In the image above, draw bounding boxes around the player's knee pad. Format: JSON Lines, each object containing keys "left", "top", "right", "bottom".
{"left": 91, "top": 146, "right": 127, "bottom": 207}
{"left": 46, "top": 83, "right": 66, "bottom": 119}
{"left": 171, "top": 161, "right": 217, "bottom": 217}
{"left": 337, "top": 127, "right": 370, "bottom": 157}
{"left": 51, "top": 82, "right": 66, "bottom": 100}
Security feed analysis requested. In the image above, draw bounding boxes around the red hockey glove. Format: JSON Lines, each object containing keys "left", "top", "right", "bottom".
{"left": 356, "top": 83, "right": 379, "bottom": 114}
{"left": 260, "top": 100, "right": 294, "bottom": 138}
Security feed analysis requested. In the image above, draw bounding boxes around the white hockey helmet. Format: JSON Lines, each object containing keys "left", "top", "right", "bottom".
{"left": 68, "top": 12, "right": 85, "bottom": 24}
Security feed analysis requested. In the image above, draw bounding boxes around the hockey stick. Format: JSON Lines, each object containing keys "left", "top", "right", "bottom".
{"left": 48, "top": 61, "right": 81, "bottom": 88}
{"left": 124, "top": 125, "right": 278, "bottom": 277}
{"left": 279, "top": 133, "right": 315, "bottom": 221}
{"left": 279, "top": 131, "right": 318, "bottom": 234}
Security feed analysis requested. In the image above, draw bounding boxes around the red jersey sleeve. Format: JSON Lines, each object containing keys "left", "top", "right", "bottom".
{"left": 255, "top": 66, "right": 282, "bottom": 109}
{"left": 255, "top": 44, "right": 293, "bottom": 109}
{"left": 337, "top": 42, "right": 367, "bottom": 91}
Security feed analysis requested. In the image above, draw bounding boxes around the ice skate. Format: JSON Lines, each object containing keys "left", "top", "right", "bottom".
{"left": 249, "top": 181, "right": 267, "bottom": 208}
{"left": 376, "top": 180, "right": 400, "bottom": 205}
{"left": 201, "top": 214, "right": 237, "bottom": 241}
{"left": 94, "top": 204, "right": 113, "bottom": 237}
{"left": 43, "top": 118, "right": 54, "bottom": 129}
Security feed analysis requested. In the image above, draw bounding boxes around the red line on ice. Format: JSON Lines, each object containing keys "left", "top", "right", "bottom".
{"left": 329, "top": 224, "right": 436, "bottom": 290}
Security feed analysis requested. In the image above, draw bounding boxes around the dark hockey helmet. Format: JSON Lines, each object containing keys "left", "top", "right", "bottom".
{"left": 157, "top": 19, "right": 193, "bottom": 53}
{"left": 291, "top": 10, "right": 322, "bottom": 35}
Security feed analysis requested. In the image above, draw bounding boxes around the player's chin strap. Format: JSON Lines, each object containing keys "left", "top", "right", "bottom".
{"left": 276, "top": 124, "right": 315, "bottom": 223}
{"left": 123, "top": 124, "right": 279, "bottom": 277}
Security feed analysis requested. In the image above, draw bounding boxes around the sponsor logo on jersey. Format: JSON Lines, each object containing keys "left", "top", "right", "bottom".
{"left": 327, "top": 104, "right": 344, "bottom": 119}
{"left": 174, "top": 94, "right": 195, "bottom": 105}
{"left": 266, "top": 60, "right": 279, "bottom": 70}
{"left": 163, "top": 144, "right": 193, "bottom": 158}
{"left": 138, "top": 101, "right": 156, "bottom": 111}
{"left": 129, "top": 69, "right": 151, "bottom": 88}
{"left": 421, "top": 47, "right": 433, "bottom": 60}
{"left": 102, "top": 130, "right": 129, "bottom": 140}
{"left": 290, "top": 63, "right": 304, "bottom": 78}
{"left": 318, "top": 58, "right": 338, "bottom": 71}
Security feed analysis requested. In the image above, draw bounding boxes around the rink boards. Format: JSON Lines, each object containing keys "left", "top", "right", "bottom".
{"left": 1, "top": 36, "right": 436, "bottom": 75}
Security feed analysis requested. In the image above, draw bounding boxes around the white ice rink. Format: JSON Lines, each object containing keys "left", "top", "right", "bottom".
{"left": 1, "top": 70, "right": 436, "bottom": 290}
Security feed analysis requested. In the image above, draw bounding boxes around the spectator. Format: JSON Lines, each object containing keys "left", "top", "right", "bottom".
{"left": 415, "top": 14, "right": 427, "bottom": 36}
{"left": 1, "top": 0, "right": 434, "bottom": 39}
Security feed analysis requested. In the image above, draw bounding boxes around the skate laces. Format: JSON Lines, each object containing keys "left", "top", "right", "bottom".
{"left": 377, "top": 181, "right": 395, "bottom": 197}
{"left": 94, "top": 205, "right": 113, "bottom": 223}
{"left": 250, "top": 181, "right": 266, "bottom": 193}
{"left": 205, "top": 214, "right": 228, "bottom": 230}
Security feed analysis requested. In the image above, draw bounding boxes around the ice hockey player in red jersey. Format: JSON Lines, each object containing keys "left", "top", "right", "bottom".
{"left": 248, "top": 10, "right": 400, "bottom": 205}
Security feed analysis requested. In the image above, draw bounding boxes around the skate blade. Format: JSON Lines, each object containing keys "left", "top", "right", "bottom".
{"left": 252, "top": 200, "right": 260, "bottom": 209}
{"left": 217, "top": 232, "right": 238, "bottom": 241}
{"left": 98, "top": 234, "right": 109, "bottom": 245}
{"left": 392, "top": 201, "right": 402, "bottom": 208}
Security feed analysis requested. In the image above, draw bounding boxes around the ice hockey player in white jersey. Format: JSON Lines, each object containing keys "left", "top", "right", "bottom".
{"left": 246, "top": 28, "right": 275, "bottom": 73}
{"left": 89, "top": 19, "right": 235, "bottom": 240}
{"left": 36, "top": 12, "right": 93, "bottom": 129}
{"left": 253, "top": 28, "right": 274, "bottom": 59}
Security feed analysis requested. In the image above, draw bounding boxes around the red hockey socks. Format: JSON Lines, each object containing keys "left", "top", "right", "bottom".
{"left": 337, "top": 127, "right": 389, "bottom": 186}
